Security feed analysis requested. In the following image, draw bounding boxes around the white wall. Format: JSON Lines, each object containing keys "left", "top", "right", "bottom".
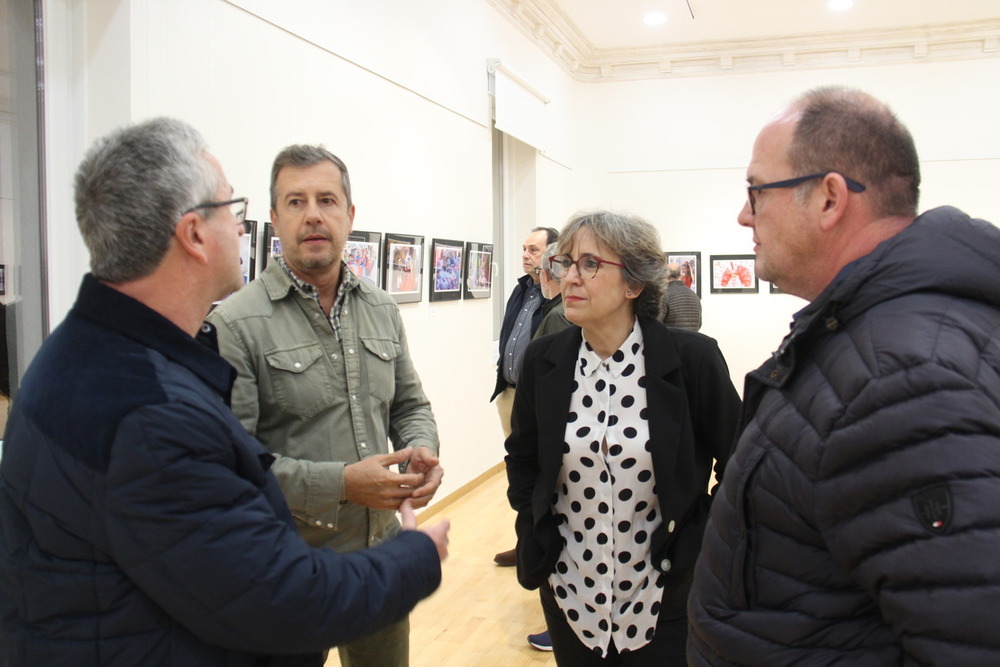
{"left": 40, "top": 0, "right": 583, "bottom": 507}
{"left": 567, "top": 58, "right": 1000, "bottom": 390}
{"left": 38, "top": 0, "right": 1000, "bottom": 503}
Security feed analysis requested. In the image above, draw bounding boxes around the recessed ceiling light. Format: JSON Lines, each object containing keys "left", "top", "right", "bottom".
{"left": 643, "top": 10, "right": 667, "bottom": 27}
{"left": 828, "top": 0, "right": 854, "bottom": 11}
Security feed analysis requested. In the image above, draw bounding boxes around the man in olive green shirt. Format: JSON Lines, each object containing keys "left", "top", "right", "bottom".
{"left": 208, "top": 145, "right": 442, "bottom": 667}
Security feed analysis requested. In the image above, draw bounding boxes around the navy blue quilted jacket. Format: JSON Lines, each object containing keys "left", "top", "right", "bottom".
{"left": 689, "top": 206, "right": 1000, "bottom": 665}
{"left": 0, "top": 275, "right": 441, "bottom": 666}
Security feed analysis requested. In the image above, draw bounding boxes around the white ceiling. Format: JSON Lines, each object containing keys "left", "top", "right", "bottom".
{"left": 556, "top": 0, "right": 1000, "bottom": 48}
{"left": 487, "top": 0, "right": 1000, "bottom": 81}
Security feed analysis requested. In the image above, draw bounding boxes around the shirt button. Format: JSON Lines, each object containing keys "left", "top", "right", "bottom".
{"left": 326, "top": 522, "right": 334, "bottom": 528}
{"left": 351, "top": 395, "right": 358, "bottom": 401}
{"left": 360, "top": 442, "right": 367, "bottom": 449}
{"left": 331, "top": 354, "right": 337, "bottom": 360}
{"left": 382, "top": 352, "right": 389, "bottom": 359}
{"left": 667, "top": 520, "right": 676, "bottom": 533}
{"left": 294, "top": 362, "right": 302, "bottom": 369}
{"left": 314, "top": 520, "right": 322, "bottom": 526}
{"left": 661, "top": 559, "right": 672, "bottom": 572}
{"left": 348, "top": 348, "right": 355, "bottom": 355}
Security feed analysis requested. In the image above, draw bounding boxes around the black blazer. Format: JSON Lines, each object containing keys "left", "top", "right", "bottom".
{"left": 505, "top": 317, "right": 741, "bottom": 609}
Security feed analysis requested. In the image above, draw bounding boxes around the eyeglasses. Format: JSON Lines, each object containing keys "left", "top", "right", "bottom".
{"left": 185, "top": 197, "right": 250, "bottom": 230}
{"left": 746, "top": 172, "right": 865, "bottom": 215}
{"left": 549, "top": 253, "right": 625, "bottom": 280}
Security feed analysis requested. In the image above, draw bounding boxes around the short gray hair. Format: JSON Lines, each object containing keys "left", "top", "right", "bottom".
{"left": 789, "top": 86, "right": 920, "bottom": 217}
{"left": 540, "top": 242, "right": 560, "bottom": 280}
{"left": 558, "top": 210, "right": 665, "bottom": 320}
{"left": 270, "top": 145, "right": 352, "bottom": 210}
{"left": 74, "top": 117, "right": 220, "bottom": 283}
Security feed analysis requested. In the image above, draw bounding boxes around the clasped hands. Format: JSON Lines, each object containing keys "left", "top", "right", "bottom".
{"left": 343, "top": 445, "right": 443, "bottom": 511}
{"left": 344, "top": 446, "right": 449, "bottom": 560}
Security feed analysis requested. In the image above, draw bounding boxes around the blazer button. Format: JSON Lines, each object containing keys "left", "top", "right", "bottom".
{"left": 661, "top": 559, "right": 672, "bottom": 572}
{"left": 667, "top": 520, "right": 676, "bottom": 533}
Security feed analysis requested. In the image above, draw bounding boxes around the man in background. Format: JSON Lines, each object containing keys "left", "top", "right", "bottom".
{"left": 532, "top": 242, "right": 572, "bottom": 341}
{"left": 0, "top": 119, "right": 448, "bottom": 666}
{"left": 208, "top": 145, "right": 443, "bottom": 667}
{"left": 660, "top": 261, "right": 702, "bottom": 331}
{"left": 490, "top": 226, "right": 558, "bottom": 567}
{"left": 689, "top": 86, "right": 1000, "bottom": 664}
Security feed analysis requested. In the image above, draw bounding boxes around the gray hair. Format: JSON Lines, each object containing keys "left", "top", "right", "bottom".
{"left": 270, "top": 145, "right": 352, "bottom": 210}
{"left": 540, "top": 242, "right": 560, "bottom": 280}
{"left": 558, "top": 210, "right": 665, "bottom": 320}
{"left": 74, "top": 117, "right": 220, "bottom": 283}
{"left": 665, "top": 262, "right": 682, "bottom": 281}
{"left": 789, "top": 86, "right": 920, "bottom": 217}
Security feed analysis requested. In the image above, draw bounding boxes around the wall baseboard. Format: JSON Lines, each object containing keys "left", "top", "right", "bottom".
{"left": 416, "top": 461, "right": 506, "bottom": 525}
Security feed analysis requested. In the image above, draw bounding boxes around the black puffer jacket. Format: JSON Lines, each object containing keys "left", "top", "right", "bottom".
{"left": 689, "top": 207, "right": 1000, "bottom": 666}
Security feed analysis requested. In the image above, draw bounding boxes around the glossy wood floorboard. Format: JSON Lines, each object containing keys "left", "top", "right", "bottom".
{"left": 325, "top": 469, "right": 553, "bottom": 666}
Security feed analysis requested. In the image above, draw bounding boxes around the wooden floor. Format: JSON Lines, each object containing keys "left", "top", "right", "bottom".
{"left": 325, "top": 469, "right": 553, "bottom": 666}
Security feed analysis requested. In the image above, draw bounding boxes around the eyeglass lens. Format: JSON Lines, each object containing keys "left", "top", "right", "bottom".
{"left": 551, "top": 255, "right": 600, "bottom": 279}
{"left": 230, "top": 200, "right": 247, "bottom": 222}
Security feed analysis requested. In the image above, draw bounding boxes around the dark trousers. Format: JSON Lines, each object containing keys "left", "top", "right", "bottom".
{"left": 539, "top": 571, "right": 690, "bottom": 667}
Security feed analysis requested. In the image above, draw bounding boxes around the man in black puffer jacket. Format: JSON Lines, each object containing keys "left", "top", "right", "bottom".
{"left": 688, "top": 86, "right": 1000, "bottom": 665}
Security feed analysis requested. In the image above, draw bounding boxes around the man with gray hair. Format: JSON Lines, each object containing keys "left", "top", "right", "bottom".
{"left": 533, "top": 242, "right": 572, "bottom": 340}
{"left": 0, "top": 119, "right": 448, "bottom": 666}
{"left": 660, "top": 261, "right": 702, "bottom": 331}
{"left": 208, "top": 144, "right": 443, "bottom": 667}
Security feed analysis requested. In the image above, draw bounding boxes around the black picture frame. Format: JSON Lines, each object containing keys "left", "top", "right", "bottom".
{"left": 383, "top": 233, "right": 424, "bottom": 304}
{"left": 0, "top": 265, "right": 5, "bottom": 296}
{"left": 261, "top": 222, "right": 281, "bottom": 270}
{"left": 710, "top": 254, "right": 759, "bottom": 294}
{"left": 240, "top": 219, "right": 257, "bottom": 284}
{"left": 769, "top": 281, "right": 783, "bottom": 294}
{"left": 428, "top": 238, "right": 464, "bottom": 302}
{"left": 463, "top": 242, "right": 493, "bottom": 299}
{"left": 344, "top": 230, "right": 382, "bottom": 288}
{"left": 665, "top": 251, "right": 701, "bottom": 298}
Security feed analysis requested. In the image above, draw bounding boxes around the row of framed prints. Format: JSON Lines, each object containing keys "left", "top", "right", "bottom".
{"left": 667, "top": 252, "right": 781, "bottom": 295}
{"left": 239, "top": 222, "right": 494, "bottom": 304}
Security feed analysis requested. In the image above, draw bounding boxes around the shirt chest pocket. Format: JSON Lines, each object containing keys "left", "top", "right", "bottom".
{"left": 264, "top": 344, "right": 335, "bottom": 419}
{"left": 360, "top": 337, "right": 399, "bottom": 406}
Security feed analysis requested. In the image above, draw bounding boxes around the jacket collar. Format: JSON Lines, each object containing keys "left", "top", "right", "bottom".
{"left": 259, "top": 258, "right": 369, "bottom": 303}
{"left": 759, "top": 206, "right": 1000, "bottom": 388}
{"left": 73, "top": 274, "right": 235, "bottom": 398}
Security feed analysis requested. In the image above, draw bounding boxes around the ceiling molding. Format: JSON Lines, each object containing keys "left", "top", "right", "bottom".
{"left": 487, "top": 0, "right": 1000, "bottom": 82}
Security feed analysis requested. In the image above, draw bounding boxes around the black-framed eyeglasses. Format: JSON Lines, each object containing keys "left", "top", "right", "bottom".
{"left": 747, "top": 172, "right": 865, "bottom": 215}
{"left": 549, "top": 253, "right": 625, "bottom": 280}
{"left": 184, "top": 197, "right": 249, "bottom": 231}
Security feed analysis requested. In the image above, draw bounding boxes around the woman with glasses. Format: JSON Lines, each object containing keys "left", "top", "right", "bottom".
{"left": 505, "top": 210, "right": 741, "bottom": 665}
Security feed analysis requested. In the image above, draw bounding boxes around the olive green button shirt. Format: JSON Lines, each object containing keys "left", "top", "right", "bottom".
{"left": 207, "top": 260, "right": 439, "bottom": 553}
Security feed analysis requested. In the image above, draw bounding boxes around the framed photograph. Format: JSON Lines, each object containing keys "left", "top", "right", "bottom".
{"left": 463, "top": 242, "right": 493, "bottom": 299}
{"left": 428, "top": 238, "right": 464, "bottom": 302}
{"left": 383, "top": 233, "right": 424, "bottom": 304}
{"left": 344, "top": 230, "right": 382, "bottom": 288}
{"left": 0, "top": 265, "right": 5, "bottom": 295}
{"left": 710, "top": 254, "right": 758, "bottom": 294}
{"left": 240, "top": 220, "right": 257, "bottom": 284}
{"left": 666, "top": 251, "right": 701, "bottom": 298}
{"left": 261, "top": 222, "right": 281, "bottom": 270}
